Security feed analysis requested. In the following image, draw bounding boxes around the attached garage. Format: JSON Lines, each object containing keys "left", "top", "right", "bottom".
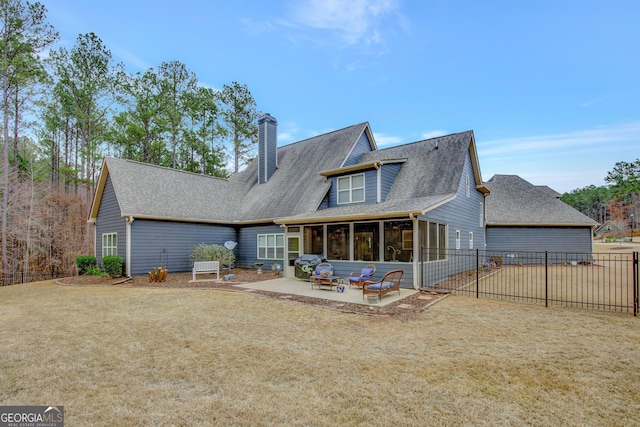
{"left": 484, "top": 175, "right": 598, "bottom": 254}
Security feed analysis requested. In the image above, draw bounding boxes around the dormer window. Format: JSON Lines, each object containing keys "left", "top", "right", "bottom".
{"left": 337, "top": 173, "right": 365, "bottom": 204}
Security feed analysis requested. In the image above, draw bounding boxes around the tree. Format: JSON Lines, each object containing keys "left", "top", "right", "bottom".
{"left": 0, "top": 0, "right": 57, "bottom": 273}
{"left": 219, "top": 81, "right": 259, "bottom": 173}
{"left": 605, "top": 159, "right": 639, "bottom": 231}
{"left": 110, "top": 68, "right": 167, "bottom": 164}
{"left": 183, "top": 86, "right": 227, "bottom": 176}
{"left": 48, "top": 32, "right": 124, "bottom": 199}
{"left": 157, "top": 60, "right": 197, "bottom": 169}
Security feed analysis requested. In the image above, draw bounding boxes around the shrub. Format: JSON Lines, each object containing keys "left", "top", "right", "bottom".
{"left": 76, "top": 255, "right": 97, "bottom": 275}
{"left": 85, "top": 266, "right": 110, "bottom": 277}
{"left": 102, "top": 256, "right": 123, "bottom": 278}
{"left": 489, "top": 255, "right": 503, "bottom": 266}
{"left": 190, "top": 243, "right": 235, "bottom": 268}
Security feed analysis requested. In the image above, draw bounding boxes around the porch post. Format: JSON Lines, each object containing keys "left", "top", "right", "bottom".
{"left": 411, "top": 214, "right": 419, "bottom": 290}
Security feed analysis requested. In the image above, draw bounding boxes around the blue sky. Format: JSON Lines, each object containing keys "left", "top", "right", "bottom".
{"left": 46, "top": 0, "right": 639, "bottom": 193}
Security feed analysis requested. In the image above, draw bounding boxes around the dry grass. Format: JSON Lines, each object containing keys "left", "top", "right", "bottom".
{"left": 1, "top": 281, "right": 639, "bottom": 426}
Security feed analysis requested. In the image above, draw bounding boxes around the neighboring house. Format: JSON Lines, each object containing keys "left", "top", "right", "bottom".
{"left": 89, "top": 114, "right": 596, "bottom": 288}
{"left": 483, "top": 175, "right": 598, "bottom": 255}
{"left": 594, "top": 220, "right": 627, "bottom": 238}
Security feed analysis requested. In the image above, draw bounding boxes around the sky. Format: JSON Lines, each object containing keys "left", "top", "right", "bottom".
{"left": 45, "top": 0, "right": 639, "bottom": 193}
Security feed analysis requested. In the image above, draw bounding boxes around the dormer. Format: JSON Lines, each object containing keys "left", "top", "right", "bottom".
{"left": 318, "top": 159, "right": 407, "bottom": 208}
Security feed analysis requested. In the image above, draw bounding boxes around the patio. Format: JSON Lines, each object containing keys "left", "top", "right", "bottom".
{"left": 234, "top": 277, "right": 417, "bottom": 307}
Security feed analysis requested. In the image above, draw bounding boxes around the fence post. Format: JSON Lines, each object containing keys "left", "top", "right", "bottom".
{"left": 476, "top": 249, "right": 479, "bottom": 299}
{"left": 545, "top": 251, "right": 549, "bottom": 308}
{"left": 634, "top": 251, "right": 638, "bottom": 317}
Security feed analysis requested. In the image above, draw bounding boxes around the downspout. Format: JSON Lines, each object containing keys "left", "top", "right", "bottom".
{"left": 410, "top": 213, "right": 419, "bottom": 290}
{"left": 374, "top": 161, "right": 381, "bottom": 203}
{"left": 126, "top": 216, "right": 134, "bottom": 277}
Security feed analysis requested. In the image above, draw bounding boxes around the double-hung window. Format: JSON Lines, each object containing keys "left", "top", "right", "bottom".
{"left": 258, "top": 234, "right": 284, "bottom": 260}
{"left": 337, "top": 173, "right": 365, "bottom": 204}
{"left": 102, "top": 233, "right": 117, "bottom": 257}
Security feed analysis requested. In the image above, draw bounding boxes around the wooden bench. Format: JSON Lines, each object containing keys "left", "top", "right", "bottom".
{"left": 192, "top": 261, "right": 220, "bottom": 281}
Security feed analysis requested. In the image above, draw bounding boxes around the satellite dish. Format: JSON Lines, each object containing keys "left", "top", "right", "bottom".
{"left": 224, "top": 241, "right": 237, "bottom": 250}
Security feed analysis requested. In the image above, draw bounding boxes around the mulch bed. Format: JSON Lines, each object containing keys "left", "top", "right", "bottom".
{"left": 57, "top": 269, "right": 446, "bottom": 317}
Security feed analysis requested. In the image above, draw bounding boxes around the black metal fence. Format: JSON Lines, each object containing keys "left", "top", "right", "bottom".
{"left": 0, "top": 271, "right": 60, "bottom": 287}
{"left": 420, "top": 248, "right": 639, "bottom": 316}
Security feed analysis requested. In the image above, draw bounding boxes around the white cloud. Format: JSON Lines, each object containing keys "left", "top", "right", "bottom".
{"left": 478, "top": 122, "right": 640, "bottom": 157}
{"left": 421, "top": 130, "right": 448, "bottom": 140}
{"left": 373, "top": 132, "right": 403, "bottom": 147}
{"left": 283, "top": 0, "right": 405, "bottom": 50}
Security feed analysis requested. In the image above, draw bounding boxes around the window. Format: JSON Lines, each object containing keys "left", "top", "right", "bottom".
{"left": 304, "top": 225, "right": 324, "bottom": 255}
{"left": 257, "top": 233, "right": 284, "bottom": 260}
{"left": 327, "top": 224, "right": 350, "bottom": 260}
{"left": 466, "top": 174, "right": 470, "bottom": 197}
{"left": 455, "top": 230, "right": 460, "bottom": 250}
{"left": 479, "top": 202, "right": 484, "bottom": 227}
{"left": 469, "top": 232, "right": 474, "bottom": 249}
{"left": 337, "top": 173, "right": 365, "bottom": 204}
{"left": 382, "top": 220, "right": 412, "bottom": 262}
{"left": 102, "top": 233, "right": 117, "bottom": 257}
{"left": 422, "top": 221, "right": 447, "bottom": 261}
{"left": 354, "top": 222, "right": 379, "bottom": 261}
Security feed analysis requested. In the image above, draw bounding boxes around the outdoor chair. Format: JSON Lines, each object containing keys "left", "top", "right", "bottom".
{"left": 363, "top": 269, "right": 403, "bottom": 300}
{"left": 310, "top": 262, "right": 337, "bottom": 290}
{"left": 348, "top": 264, "right": 376, "bottom": 288}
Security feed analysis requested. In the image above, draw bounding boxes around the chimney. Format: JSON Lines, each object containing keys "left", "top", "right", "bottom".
{"left": 258, "top": 113, "right": 277, "bottom": 184}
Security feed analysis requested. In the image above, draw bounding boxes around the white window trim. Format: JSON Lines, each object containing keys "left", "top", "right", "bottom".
{"left": 337, "top": 173, "right": 365, "bottom": 204}
{"left": 257, "top": 233, "right": 284, "bottom": 260}
{"left": 102, "top": 232, "right": 117, "bottom": 257}
{"left": 466, "top": 174, "right": 470, "bottom": 198}
{"left": 479, "top": 201, "right": 484, "bottom": 227}
{"left": 455, "top": 230, "right": 461, "bottom": 250}
{"left": 469, "top": 232, "right": 474, "bottom": 249}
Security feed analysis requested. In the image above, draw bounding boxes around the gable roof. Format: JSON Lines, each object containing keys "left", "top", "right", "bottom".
{"left": 276, "top": 131, "right": 485, "bottom": 224}
{"left": 89, "top": 157, "right": 249, "bottom": 224}
{"left": 90, "top": 122, "right": 372, "bottom": 224}
{"left": 484, "top": 175, "right": 598, "bottom": 226}
{"left": 229, "top": 122, "right": 371, "bottom": 222}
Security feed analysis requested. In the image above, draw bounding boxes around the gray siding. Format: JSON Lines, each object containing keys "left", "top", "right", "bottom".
{"left": 380, "top": 163, "right": 401, "bottom": 201}
{"left": 486, "top": 226, "right": 593, "bottom": 254}
{"left": 129, "top": 220, "right": 236, "bottom": 276}
{"left": 328, "top": 169, "right": 377, "bottom": 207}
{"left": 421, "top": 152, "right": 486, "bottom": 250}
{"left": 95, "top": 175, "right": 127, "bottom": 268}
{"left": 419, "top": 152, "right": 487, "bottom": 287}
{"left": 344, "top": 131, "right": 372, "bottom": 166}
{"left": 237, "top": 224, "right": 284, "bottom": 269}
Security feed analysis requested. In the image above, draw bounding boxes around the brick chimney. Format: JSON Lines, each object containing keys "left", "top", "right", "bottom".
{"left": 258, "top": 113, "right": 277, "bottom": 184}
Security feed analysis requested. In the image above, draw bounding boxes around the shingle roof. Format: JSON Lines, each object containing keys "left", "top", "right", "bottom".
{"left": 484, "top": 175, "right": 598, "bottom": 226}
{"left": 277, "top": 131, "right": 478, "bottom": 223}
{"left": 92, "top": 122, "right": 371, "bottom": 224}
{"left": 229, "top": 122, "right": 370, "bottom": 221}
{"left": 99, "top": 158, "right": 248, "bottom": 223}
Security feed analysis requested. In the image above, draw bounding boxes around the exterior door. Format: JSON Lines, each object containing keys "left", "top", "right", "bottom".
{"left": 286, "top": 227, "right": 301, "bottom": 277}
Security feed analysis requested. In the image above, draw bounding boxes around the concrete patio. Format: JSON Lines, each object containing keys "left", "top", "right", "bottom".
{"left": 234, "top": 277, "right": 417, "bottom": 306}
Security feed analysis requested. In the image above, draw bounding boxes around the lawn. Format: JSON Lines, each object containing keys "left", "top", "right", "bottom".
{"left": 1, "top": 280, "right": 639, "bottom": 426}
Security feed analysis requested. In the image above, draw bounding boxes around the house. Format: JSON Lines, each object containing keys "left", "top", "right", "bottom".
{"left": 483, "top": 175, "right": 598, "bottom": 254}
{"left": 89, "top": 114, "right": 595, "bottom": 288}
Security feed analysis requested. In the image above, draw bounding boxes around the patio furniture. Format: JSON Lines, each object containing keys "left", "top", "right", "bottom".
{"left": 347, "top": 264, "right": 376, "bottom": 288}
{"left": 310, "top": 262, "right": 338, "bottom": 290}
{"left": 363, "top": 269, "right": 403, "bottom": 300}
{"left": 192, "top": 261, "right": 220, "bottom": 281}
